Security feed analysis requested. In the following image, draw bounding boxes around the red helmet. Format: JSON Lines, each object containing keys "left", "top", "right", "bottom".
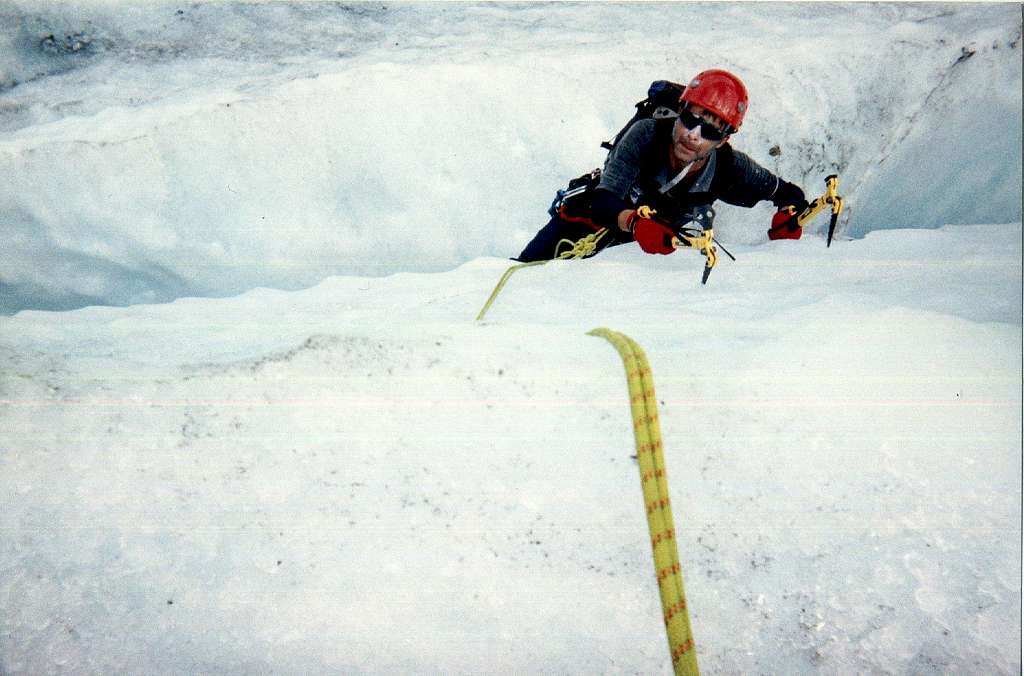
{"left": 679, "top": 69, "right": 749, "bottom": 132}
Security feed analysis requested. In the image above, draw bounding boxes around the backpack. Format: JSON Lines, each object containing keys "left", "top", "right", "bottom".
{"left": 601, "top": 80, "right": 686, "bottom": 151}
{"left": 548, "top": 80, "right": 685, "bottom": 220}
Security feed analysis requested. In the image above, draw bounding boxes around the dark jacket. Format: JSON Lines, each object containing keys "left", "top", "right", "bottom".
{"left": 590, "top": 117, "right": 783, "bottom": 229}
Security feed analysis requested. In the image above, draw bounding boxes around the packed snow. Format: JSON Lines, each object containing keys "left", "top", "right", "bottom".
{"left": 1, "top": 2, "right": 1021, "bottom": 674}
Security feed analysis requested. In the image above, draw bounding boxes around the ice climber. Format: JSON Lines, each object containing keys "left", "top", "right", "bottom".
{"left": 516, "top": 69, "right": 810, "bottom": 262}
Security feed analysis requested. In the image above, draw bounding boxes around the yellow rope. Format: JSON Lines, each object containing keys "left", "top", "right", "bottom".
{"left": 475, "top": 228, "right": 609, "bottom": 321}
{"left": 554, "top": 227, "right": 610, "bottom": 260}
{"left": 588, "top": 328, "right": 699, "bottom": 676}
{"left": 474, "top": 260, "right": 549, "bottom": 321}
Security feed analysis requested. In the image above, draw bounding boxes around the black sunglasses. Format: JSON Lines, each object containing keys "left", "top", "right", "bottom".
{"left": 676, "top": 107, "right": 731, "bottom": 141}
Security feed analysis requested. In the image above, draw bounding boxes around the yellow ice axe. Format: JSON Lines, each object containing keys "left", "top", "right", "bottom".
{"left": 777, "top": 174, "right": 845, "bottom": 246}
{"left": 667, "top": 206, "right": 733, "bottom": 285}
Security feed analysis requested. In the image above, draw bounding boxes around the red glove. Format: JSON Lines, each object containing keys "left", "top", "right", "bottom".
{"left": 627, "top": 211, "right": 676, "bottom": 255}
{"left": 768, "top": 208, "right": 802, "bottom": 240}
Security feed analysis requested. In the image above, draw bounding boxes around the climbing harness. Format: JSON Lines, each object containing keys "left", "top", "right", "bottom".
{"left": 548, "top": 169, "right": 602, "bottom": 219}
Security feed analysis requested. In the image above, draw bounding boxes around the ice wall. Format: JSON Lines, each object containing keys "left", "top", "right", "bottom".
{"left": 0, "top": 2, "right": 1020, "bottom": 313}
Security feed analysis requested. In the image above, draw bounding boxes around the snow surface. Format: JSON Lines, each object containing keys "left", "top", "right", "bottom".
{"left": 0, "top": 1, "right": 1020, "bottom": 313}
{"left": 1, "top": 2, "right": 1022, "bottom": 674}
